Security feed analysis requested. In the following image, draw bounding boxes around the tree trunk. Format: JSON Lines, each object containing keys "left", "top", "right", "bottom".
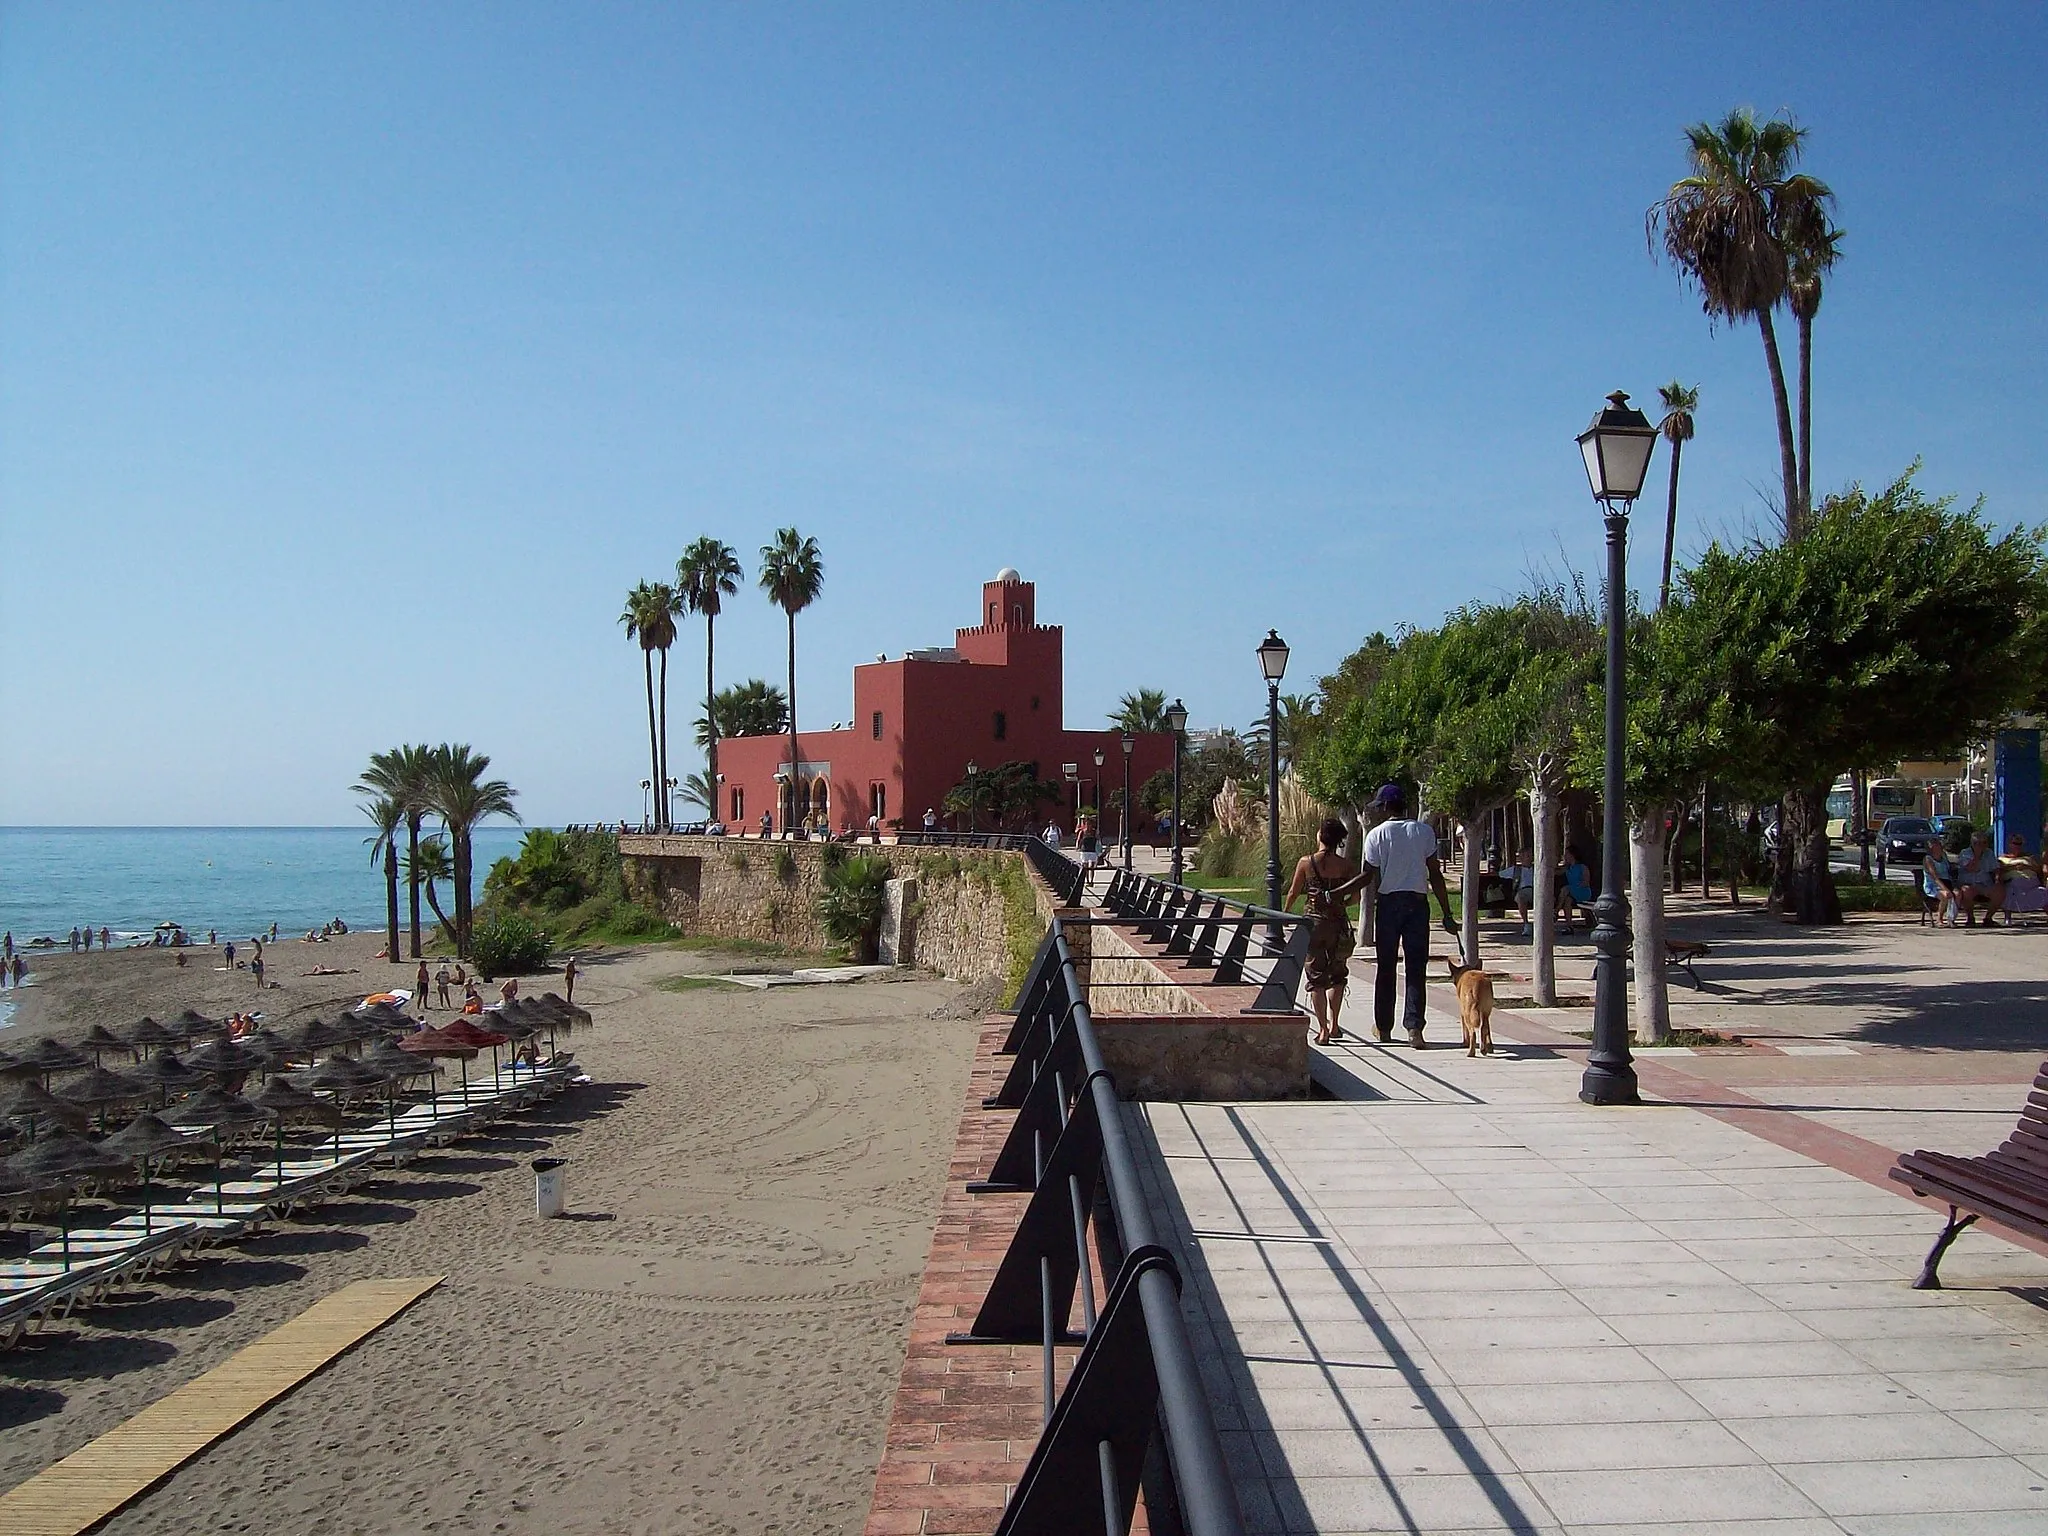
{"left": 406, "top": 812, "right": 422, "bottom": 960}
{"left": 1797, "top": 310, "right": 1813, "bottom": 522}
{"left": 1700, "top": 781, "right": 1712, "bottom": 900}
{"left": 1788, "top": 782, "right": 1843, "bottom": 925}
{"left": 383, "top": 841, "right": 400, "bottom": 966}
{"left": 657, "top": 646, "right": 671, "bottom": 831}
{"left": 1758, "top": 309, "right": 1803, "bottom": 539}
{"left": 785, "top": 610, "right": 799, "bottom": 830}
{"left": 1666, "top": 801, "right": 1688, "bottom": 894}
{"left": 453, "top": 831, "right": 472, "bottom": 958}
{"left": 704, "top": 614, "right": 719, "bottom": 807}
{"left": 1630, "top": 806, "right": 1671, "bottom": 1045}
{"left": 423, "top": 881, "right": 451, "bottom": 942}
{"left": 1530, "top": 775, "right": 1560, "bottom": 1007}
{"left": 1659, "top": 436, "right": 1684, "bottom": 611}
{"left": 642, "top": 650, "right": 659, "bottom": 830}
{"left": 1458, "top": 817, "right": 1481, "bottom": 970}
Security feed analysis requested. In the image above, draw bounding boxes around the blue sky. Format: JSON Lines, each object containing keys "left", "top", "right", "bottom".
{"left": 2, "top": 4, "right": 2042, "bottom": 825}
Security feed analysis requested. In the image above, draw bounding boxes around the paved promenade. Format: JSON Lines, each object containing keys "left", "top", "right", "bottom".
{"left": 1132, "top": 1021, "right": 2048, "bottom": 1534}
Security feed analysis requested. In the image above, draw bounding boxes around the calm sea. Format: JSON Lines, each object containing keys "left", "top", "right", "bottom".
{"left": 0, "top": 826, "right": 532, "bottom": 948}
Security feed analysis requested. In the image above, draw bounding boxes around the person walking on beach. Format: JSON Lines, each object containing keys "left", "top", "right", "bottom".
{"left": 3, "top": 932, "right": 12, "bottom": 962}
{"left": 415, "top": 959, "right": 430, "bottom": 1003}
{"left": 269, "top": 922, "right": 278, "bottom": 941}
{"left": 68, "top": 928, "right": 80, "bottom": 952}
{"left": 99, "top": 926, "right": 111, "bottom": 949}
{"left": 1359, "top": 783, "right": 1456, "bottom": 1048}
{"left": 563, "top": 955, "right": 579, "bottom": 1004}
{"left": 10, "top": 955, "right": 24, "bottom": 987}
{"left": 250, "top": 938, "right": 266, "bottom": 990}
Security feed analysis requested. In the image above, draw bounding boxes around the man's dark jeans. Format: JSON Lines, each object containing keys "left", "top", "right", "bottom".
{"left": 1373, "top": 890, "right": 1431, "bottom": 1038}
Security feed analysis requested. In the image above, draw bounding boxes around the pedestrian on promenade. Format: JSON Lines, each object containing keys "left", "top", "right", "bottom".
{"left": 922, "top": 808, "right": 937, "bottom": 835}
{"left": 1286, "top": 818, "right": 1369, "bottom": 1046}
{"left": 760, "top": 811, "right": 773, "bottom": 839}
{"left": 563, "top": 955, "right": 579, "bottom": 1004}
{"left": 1359, "top": 784, "right": 1456, "bottom": 1048}
{"left": 1076, "top": 816, "right": 1100, "bottom": 896}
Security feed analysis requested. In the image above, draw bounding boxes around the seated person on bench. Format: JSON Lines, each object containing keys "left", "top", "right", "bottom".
{"left": 1954, "top": 831, "right": 2006, "bottom": 927}
{"left": 1505, "top": 863, "right": 1536, "bottom": 937}
{"left": 1559, "top": 850, "right": 1596, "bottom": 932}
{"left": 2000, "top": 834, "right": 2048, "bottom": 918}
{"left": 1923, "top": 845, "right": 1959, "bottom": 927}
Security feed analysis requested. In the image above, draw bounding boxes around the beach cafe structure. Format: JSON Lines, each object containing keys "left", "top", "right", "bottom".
{"left": 716, "top": 570, "right": 1174, "bottom": 836}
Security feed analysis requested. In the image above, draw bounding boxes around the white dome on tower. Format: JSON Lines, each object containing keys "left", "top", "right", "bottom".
{"left": 995, "top": 566, "right": 1022, "bottom": 584}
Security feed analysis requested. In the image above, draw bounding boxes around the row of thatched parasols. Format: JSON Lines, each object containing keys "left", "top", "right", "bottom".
{"left": 0, "top": 992, "right": 589, "bottom": 1267}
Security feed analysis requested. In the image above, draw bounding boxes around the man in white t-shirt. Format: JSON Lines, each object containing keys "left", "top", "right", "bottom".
{"left": 1359, "top": 783, "right": 1457, "bottom": 1047}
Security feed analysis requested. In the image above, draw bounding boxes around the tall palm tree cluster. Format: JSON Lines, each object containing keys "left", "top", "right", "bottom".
{"left": 624, "top": 529, "right": 823, "bottom": 832}
{"left": 355, "top": 744, "right": 517, "bottom": 961}
{"left": 1651, "top": 107, "right": 1840, "bottom": 541}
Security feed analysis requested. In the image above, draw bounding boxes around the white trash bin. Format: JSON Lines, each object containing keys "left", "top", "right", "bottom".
{"left": 533, "top": 1157, "right": 567, "bottom": 1219}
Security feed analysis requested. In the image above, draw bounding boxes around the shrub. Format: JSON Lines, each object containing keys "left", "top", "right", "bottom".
{"left": 817, "top": 854, "right": 893, "bottom": 960}
{"left": 773, "top": 847, "right": 798, "bottom": 883}
{"left": 1834, "top": 880, "right": 1923, "bottom": 912}
{"left": 470, "top": 912, "right": 552, "bottom": 977}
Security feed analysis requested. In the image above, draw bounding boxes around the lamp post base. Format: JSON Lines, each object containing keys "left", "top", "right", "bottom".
{"left": 1578, "top": 1061, "right": 1641, "bottom": 1106}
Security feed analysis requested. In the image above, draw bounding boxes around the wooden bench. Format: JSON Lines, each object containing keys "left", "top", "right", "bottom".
{"left": 1664, "top": 938, "right": 1710, "bottom": 989}
{"left": 1889, "top": 1065, "right": 2048, "bottom": 1288}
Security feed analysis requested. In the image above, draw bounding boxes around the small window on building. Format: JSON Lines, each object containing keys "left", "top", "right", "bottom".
{"left": 872, "top": 710, "right": 883, "bottom": 740}
{"left": 994, "top": 711, "right": 1007, "bottom": 741}
{"left": 989, "top": 602, "right": 998, "bottom": 625}
{"left": 731, "top": 787, "right": 744, "bottom": 823}
{"left": 1030, "top": 695, "right": 1040, "bottom": 711}
{"left": 1013, "top": 604, "right": 1024, "bottom": 626}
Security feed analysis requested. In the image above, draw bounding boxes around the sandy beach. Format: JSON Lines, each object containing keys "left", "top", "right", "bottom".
{"left": 1, "top": 935, "right": 981, "bottom": 1534}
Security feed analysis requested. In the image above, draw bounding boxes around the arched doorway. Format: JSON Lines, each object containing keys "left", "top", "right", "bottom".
{"left": 810, "top": 778, "right": 830, "bottom": 829}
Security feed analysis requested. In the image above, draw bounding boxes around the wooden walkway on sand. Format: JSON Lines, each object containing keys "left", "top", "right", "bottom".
{"left": 0, "top": 1275, "right": 443, "bottom": 1536}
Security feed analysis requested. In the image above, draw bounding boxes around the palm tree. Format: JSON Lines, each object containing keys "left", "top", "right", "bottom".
{"left": 1111, "top": 689, "right": 1169, "bottom": 733}
{"left": 1650, "top": 108, "right": 1831, "bottom": 537}
{"left": 694, "top": 680, "right": 788, "bottom": 748}
{"left": 424, "top": 744, "right": 518, "bottom": 957}
{"left": 677, "top": 537, "right": 743, "bottom": 804}
{"left": 1655, "top": 382, "right": 1700, "bottom": 611}
{"left": 360, "top": 793, "right": 403, "bottom": 964}
{"left": 1786, "top": 217, "right": 1843, "bottom": 518}
{"left": 620, "top": 582, "right": 678, "bottom": 830}
{"left": 405, "top": 833, "right": 455, "bottom": 941}
{"left": 758, "top": 529, "right": 825, "bottom": 830}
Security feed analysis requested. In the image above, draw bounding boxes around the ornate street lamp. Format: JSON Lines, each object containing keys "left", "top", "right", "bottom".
{"left": 1120, "top": 729, "right": 1135, "bottom": 870}
{"left": 965, "top": 760, "right": 979, "bottom": 835}
{"left": 1575, "top": 390, "right": 1658, "bottom": 1107}
{"left": 1165, "top": 698, "right": 1189, "bottom": 885}
{"left": 1258, "top": 630, "right": 1290, "bottom": 918}
{"left": 640, "top": 779, "right": 652, "bottom": 831}
{"left": 1092, "top": 748, "right": 1105, "bottom": 846}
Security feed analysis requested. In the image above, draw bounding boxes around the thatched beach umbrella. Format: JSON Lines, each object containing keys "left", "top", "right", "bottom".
{"left": 4, "top": 1080, "right": 91, "bottom": 1138}
{"left": 61, "top": 1065, "right": 153, "bottom": 1131}
{"left": 173, "top": 1009, "right": 224, "bottom": 1041}
{"left": 283, "top": 1016, "right": 359, "bottom": 1059}
{"left": 428, "top": 1018, "right": 509, "bottom": 1084}
{"left": 76, "top": 1024, "right": 130, "bottom": 1064}
{"left": 129, "top": 1050, "right": 206, "bottom": 1106}
{"left": 15, "top": 1038, "right": 89, "bottom": 1086}
{"left": 183, "top": 1038, "right": 260, "bottom": 1083}
{"left": 124, "top": 1017, "right": 181, "bottom": 1051}
{"left": 166, "top": 1089, "right": 271, "bottom": 1215}
{"left": 541, "top": 991, "right": 591, "bottom": 1029}
{"left": 238, "top": 1029, "right": 296, "bottom": 1073}
{"left": 5, "top": 1130, "right": 126, "bottom": 1267}
{"left": 99, "top": 1113, "right": 198, "bottom": 1234}
{"left": 246, "top": 1077, "right": 342, "bottom": 1182}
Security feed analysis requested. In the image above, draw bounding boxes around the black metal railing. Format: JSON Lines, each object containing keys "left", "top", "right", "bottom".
{"left": 893, "top": 830, "right": 1089, "bottom": 907}
{"left": 1095, "top": 868, "right": 1311, "bottom": 1014}
{"left": 951, "top": 922, "right": 1246, "bottom": 1536}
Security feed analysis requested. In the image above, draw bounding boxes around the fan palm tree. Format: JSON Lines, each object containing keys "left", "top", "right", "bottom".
{"left": 1786, "top": 218, "right": 1843, "bottom": 518}
{"left": 694, "top": 680, "right": 788, "bottom": 749}
{"left": 620, "top": 582, "right": 679, "bottom": 830}
{"left": 404, "top": 833, "right": 455, "bottom": 941}
{"left": 360, "top": 793, "right": 403, "bottom": 963}
{"left": 758, "top": 529, "right": 825, "bottom": 829}
{"left": 424, "top": 744, "right": 519, "bottom": 957}
{"left": 1650, "top": 108, "right": 1831, "bottom": 537}
{"left": 1655, "top": 382, "right": 1700, "bottom": 611}
{"left": 677, "top": 537, "right": 743, "bottom": 802}
{"left": 1111, "top": 689, "right": 1169, "bottom": 733}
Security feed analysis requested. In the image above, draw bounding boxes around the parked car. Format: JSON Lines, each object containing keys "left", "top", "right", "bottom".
{"left": 1876, "top": 816, "right": 1940, "bottom": 879}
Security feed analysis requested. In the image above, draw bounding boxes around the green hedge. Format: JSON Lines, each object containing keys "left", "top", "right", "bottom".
{"left": 1834, "top": 879, "right": 1923, "bottom": 912}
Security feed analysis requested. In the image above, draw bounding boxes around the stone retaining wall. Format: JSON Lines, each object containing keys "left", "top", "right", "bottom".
{"left": 619, "top": 835, "right": 1053, "bottom": 993}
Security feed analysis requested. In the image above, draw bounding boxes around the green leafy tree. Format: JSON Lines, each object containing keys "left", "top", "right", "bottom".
{"left": 621, "top": 582, "right": 680, "bottom": 830}
{"left": 695, "top": 680, "right": 789, "bottom": 747}
{"left": 677, "top": 538, "right": 744, "bottom": 792}
{"left": 945, "top": 761, "right": 1060, "bottom": 831}
{"left": 425, "top": 743, "right": 519, "bottom": 956}
{"left": 1656, "top": 383, "right": 1699, "bottom": 611}
{"left": 1662, "top": 467, "right": 2048, "bottom": 923}
{"left": 1650, "top": 107, "right": 1832, "bottom": 535}
{"left": 759, "top": 529, "right": 825, "bottom": 826}
{"left": 1110, "top": 689, "right": 1169, "bottom": 733}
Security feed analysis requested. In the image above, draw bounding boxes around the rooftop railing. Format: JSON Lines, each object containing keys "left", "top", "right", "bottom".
{"left": 953, "top": 920, "right": 1247, "bottom": 1536}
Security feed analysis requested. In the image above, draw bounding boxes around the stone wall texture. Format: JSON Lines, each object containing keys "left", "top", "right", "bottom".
{"left": 619, "top": 835, "right": 1052, "bottom": 993}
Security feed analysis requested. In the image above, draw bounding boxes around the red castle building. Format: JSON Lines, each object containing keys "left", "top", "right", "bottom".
{"left": 716, "top": 570, "right": 1174, "bottom": 836}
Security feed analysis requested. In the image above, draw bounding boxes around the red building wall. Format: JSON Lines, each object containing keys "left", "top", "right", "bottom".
{"left": 714, "top": 573, "right": 1174, "bottom": 836}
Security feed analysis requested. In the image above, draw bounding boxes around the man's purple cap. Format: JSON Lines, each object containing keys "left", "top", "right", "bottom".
{"left": 1376, "top": 783, "right": 1405, "bottom": 807}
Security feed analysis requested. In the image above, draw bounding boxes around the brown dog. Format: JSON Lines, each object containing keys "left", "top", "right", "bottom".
{"left": 1448, "top": 959, "right": 1494, "bottom": 1057}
